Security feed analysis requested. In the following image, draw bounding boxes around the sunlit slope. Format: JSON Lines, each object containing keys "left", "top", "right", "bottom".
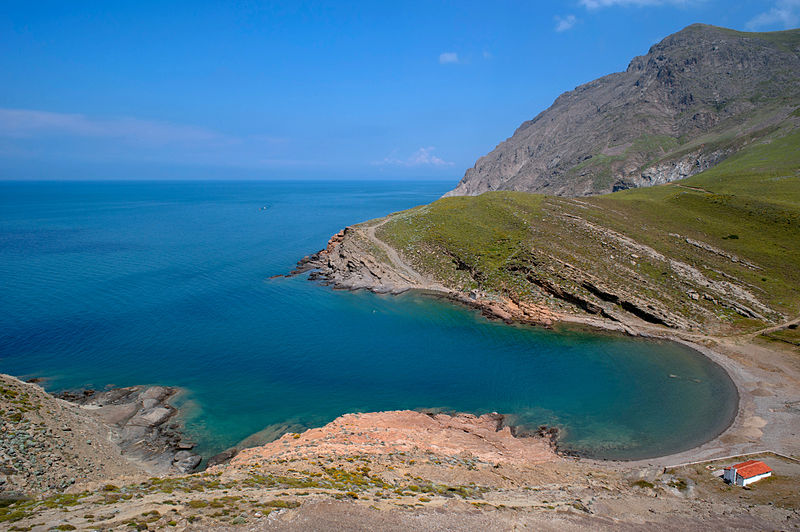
{"left": 377, "top": 128, "right": 800, "bottom": 333}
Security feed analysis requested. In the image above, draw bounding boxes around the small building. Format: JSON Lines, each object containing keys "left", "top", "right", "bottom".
{"left": 723, "top": 460, "right": 772, "bottom": 486}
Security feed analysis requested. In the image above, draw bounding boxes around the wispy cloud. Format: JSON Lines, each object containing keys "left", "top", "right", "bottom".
{"left": 0, "top": 107, "right": 301, "bottom": 169}
{"left": 482, "top": 50, "right": 493, "bottom": 60}
{"left": 746, "top": 0, "right": 800, "bottom": 29}
{"left": 377, "top": 147, "right": 454, "bottom": 167}
{"left": 439, "top": 52, "right": 460, "bottom": 64}
{"left": 554, "top": 14, "right": 578, "bottom": 32}
{"left": 580, "top": 0, "right": 696, "bottom": 8}
{"left": 0, "top": 108, "right": 224, "bottom": 146}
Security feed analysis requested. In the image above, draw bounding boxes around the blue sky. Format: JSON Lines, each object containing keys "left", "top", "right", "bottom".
{"left": 1, "top": 0, "right": 798, "bottom": 180}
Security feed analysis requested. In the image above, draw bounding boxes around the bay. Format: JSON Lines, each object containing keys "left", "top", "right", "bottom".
{"left": 0, "top": 180, "right": 737, "bottom": 460}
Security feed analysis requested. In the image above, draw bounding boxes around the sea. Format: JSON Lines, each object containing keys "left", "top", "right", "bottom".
{"left": 0, "top": 180, "right": 738, "bottom": 460}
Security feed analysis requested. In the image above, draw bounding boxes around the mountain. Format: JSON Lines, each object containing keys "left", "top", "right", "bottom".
{"left": 445, "top": 24, "right": 800, "bottom": 197}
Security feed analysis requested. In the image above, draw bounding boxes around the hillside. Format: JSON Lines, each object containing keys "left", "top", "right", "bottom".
{"left": 299, "top": 123, "right": 800, "bottom": 336}
{"left": 446, "top": 24, "right": 800, "bottom": 198}
{"left": 3, "top": 376, "right": 799, "bottom": 530}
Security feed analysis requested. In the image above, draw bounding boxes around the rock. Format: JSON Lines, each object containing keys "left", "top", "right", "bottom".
{"left": 172, "top": 451, "right": 201, "bottom": 473}
{"left": 142, "top": 398, "right": 159, "bottom": 409}
{"left": 128, "top": 407, "right": 173, "bottom": 427}
{"left": 207, "top": 448, "right": 239, "bottom": 468}
{"left": 90, "top": 403, "right": 139, "bottom": 426}
{"left": 140, "top": 386, "right": 170, "bottom": 402}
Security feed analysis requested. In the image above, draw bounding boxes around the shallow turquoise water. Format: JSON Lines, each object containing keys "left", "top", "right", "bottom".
{"left": 0, "top": 180, "right": 737, "bottom": 460}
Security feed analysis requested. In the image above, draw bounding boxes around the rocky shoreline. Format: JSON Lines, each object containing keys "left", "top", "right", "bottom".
{"left": 291, "top": 225, "right": 561, "bottom": 328}
{"left": 57, "top": 385, "right": 202, "bottom": 474}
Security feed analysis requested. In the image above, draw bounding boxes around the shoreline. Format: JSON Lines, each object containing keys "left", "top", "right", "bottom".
{"left": 383, "top": 286, "right": 746, "bottom": 465}
{"left": 292, "top": 231, "right": 800, "bottom": 468}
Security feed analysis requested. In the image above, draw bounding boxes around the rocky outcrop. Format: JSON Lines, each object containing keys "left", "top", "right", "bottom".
{"left": 60, "top": 385, "right": 201, "bottom": 474}
{"left": 446, "top": 24, "right": 800, "bottom": 197}
{"left": 292, "top": 226, "right": 561, "bottom": 328}
{"left": 293, "top": 226, "right": 421, "bottom": 294}
{"left": 226, "top": 410, "right": 558, "bottom": 469}
{"left": 614, "top": 147, "right": 732, "bottom": 191}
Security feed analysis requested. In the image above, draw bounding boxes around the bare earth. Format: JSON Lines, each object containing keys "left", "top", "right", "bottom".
{"left": 228, "top": 411, "right": 558, "bottom": 467}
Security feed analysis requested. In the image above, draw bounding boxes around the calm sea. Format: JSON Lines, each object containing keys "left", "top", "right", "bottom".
{"left": 0, "top": 180, "right": 737, "bottom": 460}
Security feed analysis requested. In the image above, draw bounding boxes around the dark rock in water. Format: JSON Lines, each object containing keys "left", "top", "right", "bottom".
{"left": 56, "top": 389, "right": 96, "bottom": 402}
{"left": 59, "top": 384, "right": 202, "bottom": 474}
{"left": 207, "top": 448, "right": 239, "bottom": 468}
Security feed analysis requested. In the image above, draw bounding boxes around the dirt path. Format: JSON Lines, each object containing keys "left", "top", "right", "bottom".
{"left": 364, "top": 218, "right": 445, "bottom": 290}
{"left": 748, "top": 315, "right": 800, "bottom": 338}
{"left": 672, "top": 183, "right": 714, "bottom": 193}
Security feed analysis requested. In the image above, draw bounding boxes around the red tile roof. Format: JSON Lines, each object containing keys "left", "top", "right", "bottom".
{"left": 728, "top": 460, "right": 772, "bottom": 479}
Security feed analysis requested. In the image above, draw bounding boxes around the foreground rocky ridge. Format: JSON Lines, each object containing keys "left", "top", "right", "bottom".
{"left": 446, "top": 24, "right": 800, "bottom": 197}
{"left": 2, "top": 378, "right": 798, "bottom": 530}
{"left": 226, "top": 411, "right": 559, "bottom": 468}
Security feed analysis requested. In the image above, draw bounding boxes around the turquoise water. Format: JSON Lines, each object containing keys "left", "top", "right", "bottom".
{"left": 0, "top": 181, "right": 737, "bottom": 460}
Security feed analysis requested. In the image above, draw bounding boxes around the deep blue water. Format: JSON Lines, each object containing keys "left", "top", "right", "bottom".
{"left": 0, "top": 180, "right": 737, "bottom": 460}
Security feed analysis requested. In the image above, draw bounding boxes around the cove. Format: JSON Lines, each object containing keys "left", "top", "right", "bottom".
{"left": 0, "top": 180, "right": 738, "bottom": 461}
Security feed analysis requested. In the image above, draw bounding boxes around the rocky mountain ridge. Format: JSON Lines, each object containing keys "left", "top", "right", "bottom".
{"left": 446, "top": 24, "right": 800, "bottom": 197}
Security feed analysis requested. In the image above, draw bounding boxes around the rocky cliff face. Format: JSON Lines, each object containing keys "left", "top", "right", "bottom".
{"left": 446, "top": 24, "right": 800, "bottom": 197}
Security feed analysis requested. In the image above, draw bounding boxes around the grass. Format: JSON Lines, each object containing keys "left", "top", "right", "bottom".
{"left": 631, "top": 480, "right": 655, "bottom": 490}
{"left": 376, "top": 125, "right": 800, "bottom": 333}
{"left": 1, "top": 461, "right": 486, "bottom": 529}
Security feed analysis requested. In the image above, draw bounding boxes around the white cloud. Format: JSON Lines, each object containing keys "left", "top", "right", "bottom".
{"left": 378, "top": 147, "right": 454, "bottom": 167}
{"left": 554, "top": 14, "right": 578, "bottom": 32}
{"left": 0, "top": 108, "right": 223, "bottom": 146}
{"left": 580, "top": 0, "right": 696, "bottom": 8}
{"left": 0, "top": 107, "right": 303, "bottom": 169}
{"left": 746, "top": 0, "right": 800, "bottom": 30}
{"left": 482, "top": 50, "right": 493, "bottom": 59}
{"left": 439, "top": 52, "right": 460, "bottom": 64}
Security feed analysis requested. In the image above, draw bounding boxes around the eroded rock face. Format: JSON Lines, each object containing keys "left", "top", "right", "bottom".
{"left": 446, "top": 24, "right": 800, "bottom": 198}
{"left": 228, "top": 410, "right": 559, "bottom": 468}
{"left": 293, "top": 226, "right": 421, "bottom": 294}
{"left": 62, "top": 385, "right": 201, "bottom": 474}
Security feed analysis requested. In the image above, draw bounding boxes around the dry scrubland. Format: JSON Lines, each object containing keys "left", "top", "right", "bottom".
{"left": 1, "top": 372, "right": 799, "bottom": 530}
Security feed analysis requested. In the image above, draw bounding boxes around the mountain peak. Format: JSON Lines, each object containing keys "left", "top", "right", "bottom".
{"left": 446, "top": 24, "right": 800, "bottom": 198}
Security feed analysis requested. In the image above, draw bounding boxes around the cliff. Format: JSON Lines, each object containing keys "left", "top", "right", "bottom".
{"left": 446, "top": 24, "right": 800, "bottom": 197}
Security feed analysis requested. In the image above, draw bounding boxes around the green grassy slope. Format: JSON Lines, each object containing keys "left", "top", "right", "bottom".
{"left": 376, "top": 125, "right": 800, "bottom": 334}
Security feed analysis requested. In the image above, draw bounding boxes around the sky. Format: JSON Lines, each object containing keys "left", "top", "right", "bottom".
{"left": 1, "top": 0, "right": 798, "bottom": 181}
